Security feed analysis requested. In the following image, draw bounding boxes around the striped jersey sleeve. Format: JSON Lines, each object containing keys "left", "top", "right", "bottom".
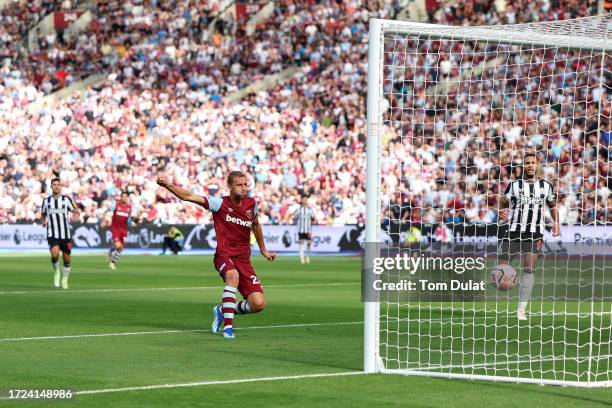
{"left": 503, "top": 182, "right": 513, "bottom": 201}
{"left": 545, "top": 181, "right": 556, "bottom": 203}
{"left": 64, "top": 195, "right": 76, "bottom": 211}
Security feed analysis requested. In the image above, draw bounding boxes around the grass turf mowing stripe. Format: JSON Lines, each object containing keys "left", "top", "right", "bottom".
{"left": 3, "top": 313, "right": 587, "bottom": 343}
{"left": 75, "top": 371, "right": 366, "bottom": 396}
{"left": 0, "top": 282, "right": 359, "bottom": 295}
{"left": 0, "top": 321, "right": 364, "bottom": 342}
{"left": 409, "top": 354, "right": 612, "bottom": 372}
{"left": 0, "top": 315, "right": 507, "bottom": 343}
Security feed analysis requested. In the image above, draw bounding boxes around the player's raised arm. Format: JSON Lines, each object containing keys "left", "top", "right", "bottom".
{"left": 156, "top": 176, "right": 206, "bottom": 207}
{"left": 252, "top": 215, "right": 276, "bottom": 261}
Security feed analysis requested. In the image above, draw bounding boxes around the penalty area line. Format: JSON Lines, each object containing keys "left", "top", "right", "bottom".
{"left": 76, "top": 371, "right": 366, "bottom": 396}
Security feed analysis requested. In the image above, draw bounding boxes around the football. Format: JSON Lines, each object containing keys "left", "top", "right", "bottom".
{"left": 490, "top": 264, "right": 518, "bottom": 291}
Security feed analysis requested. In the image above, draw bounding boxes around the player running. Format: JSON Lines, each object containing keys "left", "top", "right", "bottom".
{"left": 41, "top": 178, "right": 80, "bottom": 289}
{"left": 498, "top": 152, "right": 560, "bottom": 321}
{"left": 108, "top": 191, "right": 133, "bottom": 270}
{"left": 156, "top": 171, "right": 277, "bottom": 339}
{"left": 294, "top": 196, "right": 315, "bottom": 264}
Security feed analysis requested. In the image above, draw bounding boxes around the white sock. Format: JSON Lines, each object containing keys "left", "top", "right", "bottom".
{"left": 52, "top": 261, "right": 59, "bottom": 274}
{"left": 111, "top": 249, "right": 121, "bottom": 264}
{"left": 63, "top": 264, "right": 71, "bottom": 279}
{"left": 299, "top": 244, "right": 304, "bottom": 262}
{"left": 222, "top": 285, "right": 236, "bottom": 328}
{"left": 518, "top": 271, "right": 534, "bottom": 310}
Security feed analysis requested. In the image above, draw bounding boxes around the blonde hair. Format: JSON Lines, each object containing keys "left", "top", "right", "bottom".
{"left": 227, "top": 171, "right": 247, "bottom": 185}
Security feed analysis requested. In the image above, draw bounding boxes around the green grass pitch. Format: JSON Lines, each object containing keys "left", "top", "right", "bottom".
{"left": 0, "top": 254, "right": 611, "bottom": 407}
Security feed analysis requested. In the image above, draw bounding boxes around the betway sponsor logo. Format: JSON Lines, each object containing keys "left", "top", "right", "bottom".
{"left": 226, "top": 214, "right": 252, "bottom": 228}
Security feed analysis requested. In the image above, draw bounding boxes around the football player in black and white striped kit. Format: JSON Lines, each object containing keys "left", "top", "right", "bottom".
{"left": 498, "top": 152, "right": 560, "bottom": 320}
{"left": 41, "top": 178, "right": 80, "bottom": 289}
{"left": 294, "top": 196, "right": 315, "bottom": 264}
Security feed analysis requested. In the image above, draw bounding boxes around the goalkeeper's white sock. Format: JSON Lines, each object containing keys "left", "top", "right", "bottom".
{"left": 299, "top": 243, "right": 305, "bottom": 263}
{"left": 518, "top": 271, "right": 535, "bottom": 310}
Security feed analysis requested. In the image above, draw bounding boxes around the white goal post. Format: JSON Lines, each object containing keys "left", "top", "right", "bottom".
{"left": 365, "top": 15, "right": 612, "bottom": 386}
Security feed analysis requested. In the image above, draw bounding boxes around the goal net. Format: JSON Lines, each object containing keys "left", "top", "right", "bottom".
{"left": 364, "top": 15, "right": 612, "bottom": 387}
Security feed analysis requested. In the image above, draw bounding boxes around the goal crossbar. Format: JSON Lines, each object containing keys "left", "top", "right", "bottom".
{"left": 378, "top": 16, "right": 612, "bottom": 51}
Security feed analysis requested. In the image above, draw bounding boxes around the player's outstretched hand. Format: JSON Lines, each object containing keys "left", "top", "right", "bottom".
{"left": 156, "top": 176, "right": 170, "bottom": 188}
{"left": 262, "top": 250, "right": 277, "bottom": 261}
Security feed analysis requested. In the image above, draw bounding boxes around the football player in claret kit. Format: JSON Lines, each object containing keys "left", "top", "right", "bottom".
{"left": 108, "top": 191, "right": 133, "bottom": 270}
{"left": 156, "top": 171, "right": 277, "bottom": 339}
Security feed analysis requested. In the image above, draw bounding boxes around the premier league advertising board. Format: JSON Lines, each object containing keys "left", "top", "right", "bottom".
{"left": 0, "top": 224, "right": 364, "bottom": 252}
{"left": 0, "top": 225, "right": 49, "bottom": 249}
{"left": 2, "top": 223, "right": 611, "bottom": 254}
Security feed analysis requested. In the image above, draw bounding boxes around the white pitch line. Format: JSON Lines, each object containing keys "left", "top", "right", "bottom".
{"left": 76, "top": 371, "right": 366, "bottom": 396}
{"left": 1, "top": 315, "right": 491, "bottom": 343}
{"left": 0, "top": 282, "right": 359, "bottom": 295}
{"left": 0, "top": 321, "right": 363, "bottom": 342}
{"left": 1, "top": 313, "right": 597, "bottom": 343}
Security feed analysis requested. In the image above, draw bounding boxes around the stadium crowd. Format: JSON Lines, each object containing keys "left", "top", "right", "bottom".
{"left": 0, "top": 0, "right": 609, "bottom": 229}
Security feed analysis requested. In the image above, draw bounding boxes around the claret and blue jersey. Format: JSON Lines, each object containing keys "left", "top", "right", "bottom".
{"left": 203, "top": 195, "right": 259, "bottom": 258}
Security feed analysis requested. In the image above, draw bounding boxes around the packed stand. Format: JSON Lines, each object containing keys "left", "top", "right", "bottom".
{"left": 381, "top": 1, "right": 609, "bottom": 230}
{"left": 0, "top": 0, "right": 608, "bottom": 229}
{"left": 0, "top": 1, "right": 88, "bottom": 98}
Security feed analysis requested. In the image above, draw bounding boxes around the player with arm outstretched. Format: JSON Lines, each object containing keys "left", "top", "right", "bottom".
{"left": 108, "top": 191, "right": 133, "bottom": 270}
{"left": 156, "top": 171, "right": 276, "bottom": 339}
{"left": 497, "top": 152, "right": 560, "bottom": 321}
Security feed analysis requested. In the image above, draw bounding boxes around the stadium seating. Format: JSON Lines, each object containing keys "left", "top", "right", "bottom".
{"left": 0, "top": 0, "right": 604, "bottom": 226}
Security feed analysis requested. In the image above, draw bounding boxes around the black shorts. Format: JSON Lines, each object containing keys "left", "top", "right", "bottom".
{"left": 498, "top": 232, "right": 543, "bottom": 260}
{"left": 298, "top": 232, "right": 312, "bottom": 241}
{"left": 47, "top": 238, "right": 73, "bottom": 255}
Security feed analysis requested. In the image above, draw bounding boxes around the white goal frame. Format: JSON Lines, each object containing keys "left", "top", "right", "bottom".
{"left": 364, "top": 15, "right": 612, "bottom": 387}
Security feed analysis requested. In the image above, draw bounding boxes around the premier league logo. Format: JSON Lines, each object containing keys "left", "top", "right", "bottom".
{"left": 138, "top": 229, "right": 151, "bottom": 248}
{"left": 282, "top": 230, "right": 292, "bottom": 248}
